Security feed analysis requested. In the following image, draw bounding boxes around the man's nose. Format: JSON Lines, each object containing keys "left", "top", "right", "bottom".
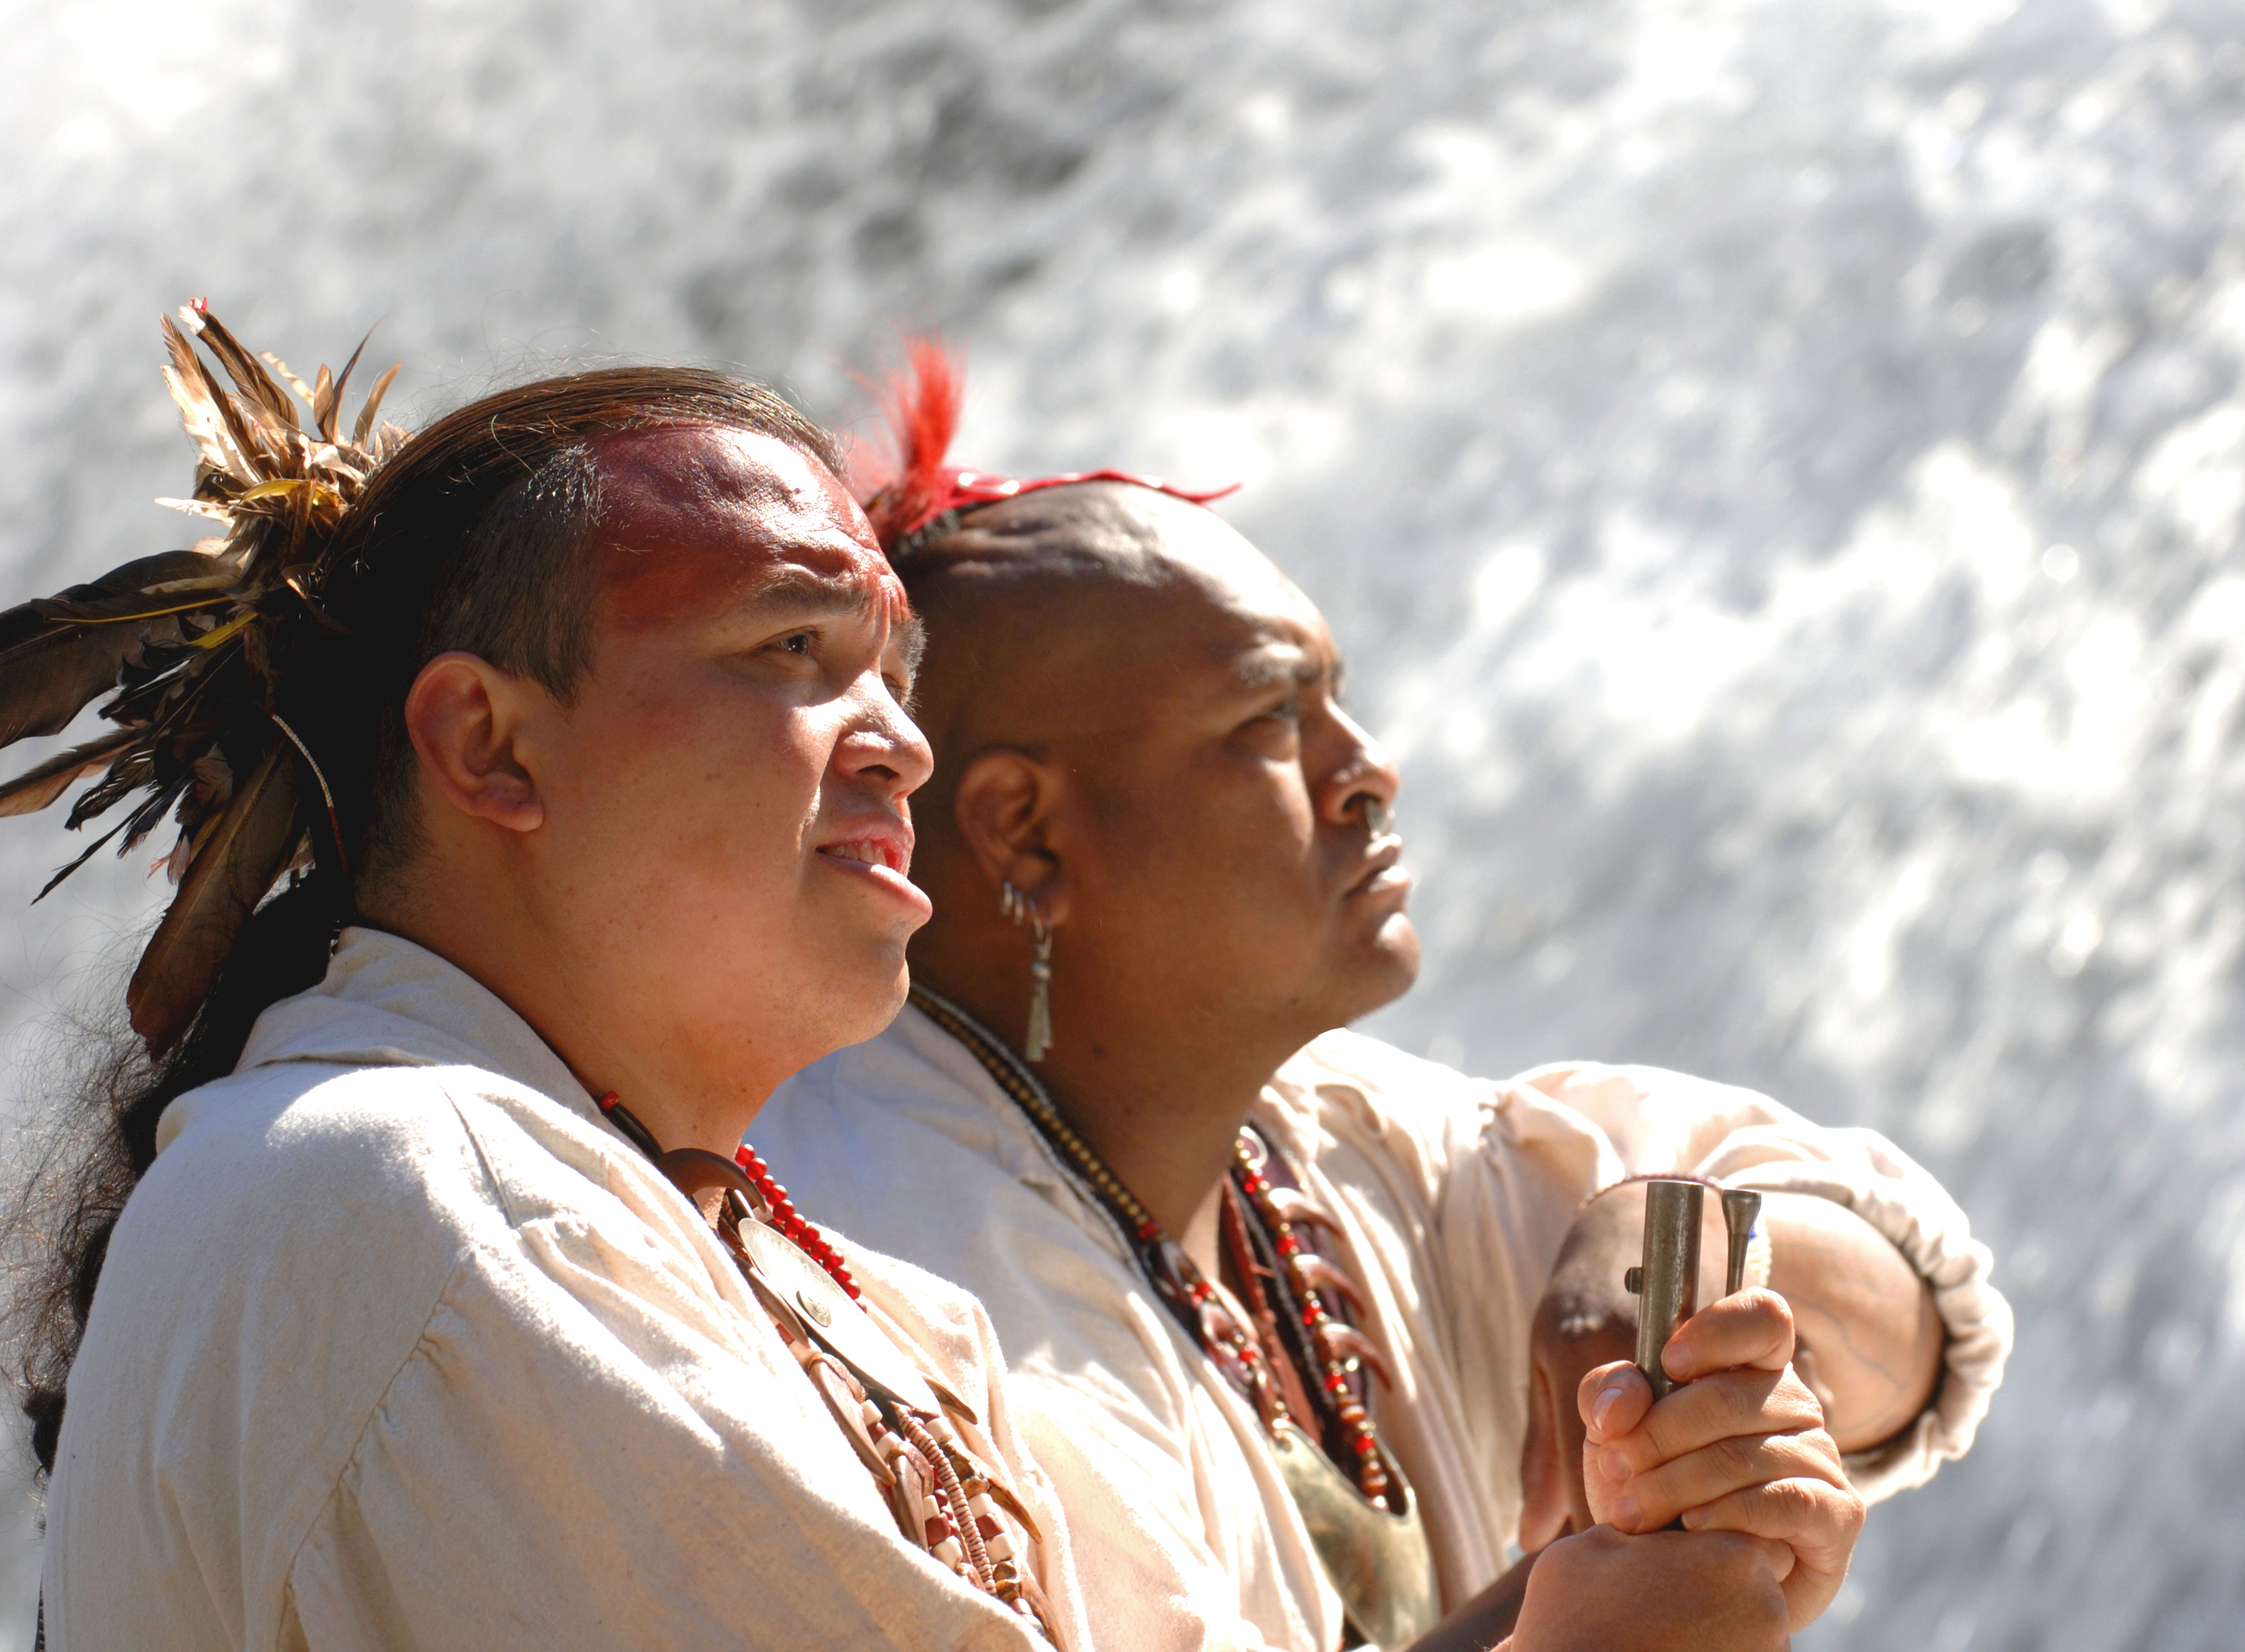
{"left": 1318, "top": 705, "right": 1402, "bottom": 828}
{"left": 842, "top": 681, "right": 936, "bottom": 797}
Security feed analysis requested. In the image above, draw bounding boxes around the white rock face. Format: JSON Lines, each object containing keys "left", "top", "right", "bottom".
{"left": 3, "top": 0, "right": 2240, "bottom": 1646}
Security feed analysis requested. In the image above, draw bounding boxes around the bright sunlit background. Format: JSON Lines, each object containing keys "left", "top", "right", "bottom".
{"left": 6, "top": 0, "right": 2244, "bottom": 1645}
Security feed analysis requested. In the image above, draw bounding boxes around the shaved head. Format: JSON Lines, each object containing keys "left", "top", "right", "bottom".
{"left": 900, "top": 483, "right": 1307, "bottom": 804}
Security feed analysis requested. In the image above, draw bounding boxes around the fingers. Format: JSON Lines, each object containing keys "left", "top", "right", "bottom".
{"left": 1684, "top": 1477, "right": 1866, "bottom": 1630}
{"left": 1682, "top": 1475, "right": 1862, "bottom": 1567}
{"left": 1603, "top": 1425, "right": 1844, "bottom": 1533}
{"left": 1662, "top": 1287, "right": 1794, "bottom": 1382}
{"left": 1577, "top": 1360, "right": 1651, "bottom": 1444}
{"left": 1596, "top": 1363, "right": 1827, "bottom": 1479}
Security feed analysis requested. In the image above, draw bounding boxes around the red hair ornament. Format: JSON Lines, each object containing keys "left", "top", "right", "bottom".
{"left": 856, "top": 340, "right": 1237, "bottom": 554}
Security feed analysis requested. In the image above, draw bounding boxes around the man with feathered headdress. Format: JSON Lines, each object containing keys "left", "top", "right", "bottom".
{"left": 9, "top": 308, "right": 1091, "bottom": 1650}
{"left": 752, "top": 348, "right": 2013, "bottom": 1650}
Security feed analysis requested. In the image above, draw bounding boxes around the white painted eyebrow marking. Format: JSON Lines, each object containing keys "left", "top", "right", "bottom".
{"left": 1234, "top": 644, "right": 1339, "bottom": 694}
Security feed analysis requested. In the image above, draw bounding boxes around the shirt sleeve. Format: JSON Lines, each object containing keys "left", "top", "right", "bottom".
{"left": 1514, "top": 1060, "right": 2015, "bottom": 1502}
{"left": 282, "top": 1211, "right": 1052, "bottom": 1652}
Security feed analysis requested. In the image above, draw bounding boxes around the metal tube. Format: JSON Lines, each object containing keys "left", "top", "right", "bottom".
{"left": 1631, "top": 1179, "right": 1704, "bottom": 1400}
{"left": 1722, "top": 1189, "right": 1763, "bottom": 1297}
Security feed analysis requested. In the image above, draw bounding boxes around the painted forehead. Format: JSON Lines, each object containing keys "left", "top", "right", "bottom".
{"left": 590, "top": 424, "right": 905, "bottom": 626}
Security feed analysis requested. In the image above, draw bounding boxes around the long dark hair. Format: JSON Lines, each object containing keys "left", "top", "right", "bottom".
{"left": 11, "top": 364, "right": 842, "bottom": 1474}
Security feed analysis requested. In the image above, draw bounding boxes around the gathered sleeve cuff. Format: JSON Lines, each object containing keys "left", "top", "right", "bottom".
{"left": 1515, "top": 1062, "right": 2014, "bottom": 1503}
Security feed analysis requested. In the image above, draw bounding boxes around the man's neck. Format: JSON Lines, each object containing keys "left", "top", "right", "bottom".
{"left": 360, "top": 868, "right": 770, "bottom": 1160}
{"left": 919, "top": 962, "right": 1309, "bottom": 1270}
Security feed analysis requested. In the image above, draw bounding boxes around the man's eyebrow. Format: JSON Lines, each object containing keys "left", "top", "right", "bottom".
{"left": 893, "top": 612, "right": 928, "bottom": 681}
{"left": 746, "top": 569, "right": 925, "bottom": 683}
{"left": 744, "top": 569, "right": 878, "bottom": 623}
{"left": 1233, "top": 645, "right": 1329, "bottom": 693}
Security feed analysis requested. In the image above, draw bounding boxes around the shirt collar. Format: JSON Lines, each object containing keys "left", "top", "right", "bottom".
{"left": 230, "top": 923, "right": 597, "bottom": 1121}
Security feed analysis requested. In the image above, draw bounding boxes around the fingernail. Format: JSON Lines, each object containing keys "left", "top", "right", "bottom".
{"left": 1681, "top": 1506, "right": 1705, "bottom": 1531}
{"left": 1614, "top": 1495, "right": 1639, "bottom": 1530}
{"left": 1598, "top": 1446, "right": 1631, "bottom": 1482}
{"left": 1591, "top": 1384, "right": 1629, "bottom": 1432}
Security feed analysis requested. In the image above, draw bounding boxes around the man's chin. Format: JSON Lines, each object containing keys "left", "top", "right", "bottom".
{"left": 1350, "top": 915, "right": 1422, "bottom": 1014}
{"left": 780, "top": 947, "right": 915, "bottom": 1067}
{"left": 1300, "top": 923, "right": 1422, "bottom": 1038}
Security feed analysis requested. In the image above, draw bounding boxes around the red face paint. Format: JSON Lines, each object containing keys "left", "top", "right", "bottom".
{"left": 590, "top": 425, "right": 905, "bottom": 638}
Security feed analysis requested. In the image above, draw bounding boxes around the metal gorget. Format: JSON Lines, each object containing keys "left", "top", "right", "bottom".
{"left": 1270, "top": 1421, "right": 1438, "bottom": 1650}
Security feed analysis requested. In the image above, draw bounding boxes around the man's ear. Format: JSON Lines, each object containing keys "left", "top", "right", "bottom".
{"left": 402, "top": 651, "right": 548, "bottom": 835}
{"left": 951, "top": 747, "right": 1071, "bottom": 927}
{"left": 1516, "top": 1354, "right": 1572, "bottom": 1555}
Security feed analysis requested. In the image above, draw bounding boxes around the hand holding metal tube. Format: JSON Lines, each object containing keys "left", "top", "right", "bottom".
{"left": 1583, "top": 1178, "right": 1862, "bottom": 1633}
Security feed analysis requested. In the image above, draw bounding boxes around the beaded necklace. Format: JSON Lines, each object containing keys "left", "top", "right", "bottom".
{"left": 594, "top": 1087, "right": 1055, "bottom": 1638}
{"left": 906, "top": 986, "right": 1401, "bottom": 1508}
{"left": 601, "top": 1086, "right": 864, "bottom": 1298}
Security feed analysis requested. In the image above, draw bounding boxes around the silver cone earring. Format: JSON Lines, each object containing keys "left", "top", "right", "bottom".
{"left": 1000, "top": 880, "right": 1055, "bottom": 1062}
{"left": 1363, "top": 796, "right": 1395, "bottom": 837}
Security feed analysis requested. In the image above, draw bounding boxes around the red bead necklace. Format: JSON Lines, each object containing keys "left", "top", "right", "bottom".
{"left": 733, "top": 1141, "right": 860, "bottom": 1301}
{"left": 595, "top": 1090, "right": 859, "bottom": 1301}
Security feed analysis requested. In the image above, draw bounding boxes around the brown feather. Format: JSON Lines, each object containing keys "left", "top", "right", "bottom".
{"left": 34, "top": 814, "right": 133, "bottom": 901}
{"left": 0, "top": 628, "right": 135, "bottom": 748}
{"left": 310, "top": 364, "right": 337, "bottom": 443}
{"left": 163, "top": 315, "right": 264, "bottom": 486}
{"left": 257, "top": 352, "right": 318, "bottom": 409}
{"left": 0, "top": 544, "right": 263, "bottom": 751}
{"left": 190, "top": 309, "right": 297, "bottom": 431}
{"left": 0, "top": 728, "right": 139, "bottom": 818}
{"left": 352, "top": 365, "right": 401, "bottom": 447}
{"left": 159, "top": 321, "right": 251, "bottom": 483}
{"left": 127, "top": 742, "right": 300, "bottom": 1053}
{"left": 326, "top": 331, "right": 373, "bottom": 441}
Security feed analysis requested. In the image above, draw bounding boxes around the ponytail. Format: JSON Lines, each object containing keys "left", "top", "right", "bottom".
{"left": 18, "top": 873, "right": 346, "bottom": 1472}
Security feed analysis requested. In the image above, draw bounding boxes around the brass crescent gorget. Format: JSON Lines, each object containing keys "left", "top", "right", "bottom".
{"left": 1268, "top": 1420, "right": 1439, "bottom": 1650}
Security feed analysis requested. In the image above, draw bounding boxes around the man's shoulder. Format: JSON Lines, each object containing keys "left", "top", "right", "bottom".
{"left": 105, "top": 1059, "right": 570, "bottom": 1344}
{"left": 1270, "top": 1028, "right": 1493, "bottom": 1136}
{"left": 143, "top": 1058, "right": 497, "bottom": 1231}
{"left": 68, "top": 1063, "right": 520, "bottom": 1538}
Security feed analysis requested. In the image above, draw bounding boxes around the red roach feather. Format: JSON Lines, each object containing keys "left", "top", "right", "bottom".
{"left": 861, "top": 338, "right": 964, "bottom": 551}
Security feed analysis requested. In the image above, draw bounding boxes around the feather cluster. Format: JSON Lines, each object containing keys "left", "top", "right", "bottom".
{"left": 853, "top": 338, "right": 964, "bottom": 551}
{"left": 0, "top": 300, "right": 405, "bottom": 1053}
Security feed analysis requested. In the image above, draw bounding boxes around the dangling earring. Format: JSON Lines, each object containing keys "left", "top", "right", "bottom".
{"left": 1362, "top": 795, "right": 1395, "bottom": 838}
{"left": 1000, "top": 879, "right": 1055, "bottom": 1062}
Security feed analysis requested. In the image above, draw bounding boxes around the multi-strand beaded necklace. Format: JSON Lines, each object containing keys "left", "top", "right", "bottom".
{"left": 906, "top": 986, "right": 1403, "bottom": 1510}
{"left": 595, "top": 1089, "right": 1056, "bottom": 1637}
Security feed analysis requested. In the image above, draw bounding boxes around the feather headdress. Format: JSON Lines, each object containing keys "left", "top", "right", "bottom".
{"left": 853, "top": 340, "right": 1237, "bottom": 556}
{"left": 0, "top": 299, "right": 405, "bottom": 1054}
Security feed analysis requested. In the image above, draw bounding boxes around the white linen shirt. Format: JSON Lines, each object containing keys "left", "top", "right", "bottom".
{"left": 753, "top": 1008, "right": 2012, "bottom": 1652}
{"left": 40, "top": 928, "right": 1089, "bottom": 1652}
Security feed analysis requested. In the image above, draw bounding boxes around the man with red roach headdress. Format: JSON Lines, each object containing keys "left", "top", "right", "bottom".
{"left": 753, "top": 348, "right": 2012, "bottom": 1651}
{"left": 8, "top": 311, "right": 1090, "bottom": 1650}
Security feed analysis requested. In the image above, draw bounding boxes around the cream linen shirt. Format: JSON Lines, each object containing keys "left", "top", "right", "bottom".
{"left": 753, "top": 1007, "right": 2012, "bottom": 1652}
{"left": 40, "top": 928, "right": 1089, "bottom": 1652}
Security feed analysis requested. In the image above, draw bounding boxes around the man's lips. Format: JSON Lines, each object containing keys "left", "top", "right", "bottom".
{"left": 814, "top": 823, "right": 930, "bottom": 918}
{"left": 816, "top": 829, "right": 912, "bottom": 875}
{"left": 1347, "top": 839, "right": 1411, "bottom": 899}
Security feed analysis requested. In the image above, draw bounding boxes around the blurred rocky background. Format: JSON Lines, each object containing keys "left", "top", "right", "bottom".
{"left": 4, "top": 0, "right": 2241, "bottom": 1644}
